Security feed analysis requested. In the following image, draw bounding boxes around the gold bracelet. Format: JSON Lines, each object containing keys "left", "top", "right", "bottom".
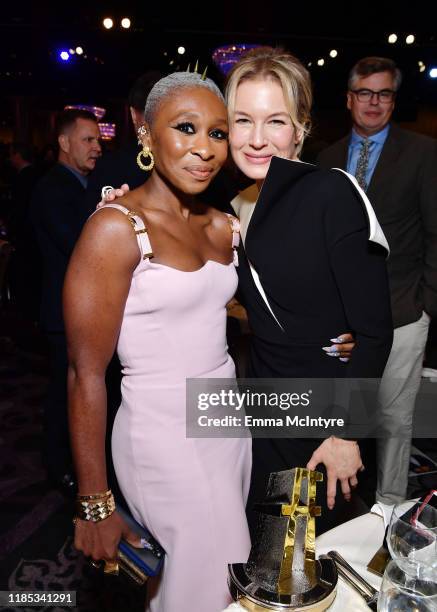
{"left": 76, "top": 493, "right": 116, "bottom": 522}
{"left": 76, "top": 489, "right": 112, "bottom": 502}
{"left": 76, "top": 496, "right": 116, "bottom": 514}
{"left": 75, "top": 503, "right": 115, "bottom": 522}
{"left": 76, "top": 495, "right": 112, "bottom": 504}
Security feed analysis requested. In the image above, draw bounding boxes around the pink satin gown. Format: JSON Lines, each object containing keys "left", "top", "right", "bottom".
{"left": 101, "top": 204, "right": 251, "bottom": 612}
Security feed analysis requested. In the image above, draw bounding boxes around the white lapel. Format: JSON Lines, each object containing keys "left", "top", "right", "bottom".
{"left": 230, "top": 183, "right": 285, "bottom": 332}
{"left": 230, "top": 183, "right": 259, "bottom": 246}
{"left": 332, "top": 169, "right": 390, "bottom": 255}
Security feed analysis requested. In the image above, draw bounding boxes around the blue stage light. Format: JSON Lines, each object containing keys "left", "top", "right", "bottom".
{"left": 59, "top": 50, "right": 70, "bottom": 62}
{"left": 429, "top": 67, "right": 437, "bottom": 79}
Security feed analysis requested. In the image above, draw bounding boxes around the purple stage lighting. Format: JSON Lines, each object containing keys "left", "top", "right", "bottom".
{"left": 212, "top": 44, "right": 260, "bottom": 75}
{"left": 64, "top": 105, "right": 106, "bottom": 120}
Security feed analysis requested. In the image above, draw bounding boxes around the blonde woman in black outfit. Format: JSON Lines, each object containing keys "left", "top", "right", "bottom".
{"left": 226, "top": 48, "right": 393, "bottom": 533}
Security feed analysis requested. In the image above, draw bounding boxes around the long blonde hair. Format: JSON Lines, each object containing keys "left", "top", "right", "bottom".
{"left": 225, "top": 47, "right": 312, "bottom": 156}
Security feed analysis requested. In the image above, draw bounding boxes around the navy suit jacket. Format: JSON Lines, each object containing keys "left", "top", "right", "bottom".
{"left": 30, "top": 163, "right": 88, "bottom": 332}
{"left": 318, "top": 125, "right": 437, "bottom": 328}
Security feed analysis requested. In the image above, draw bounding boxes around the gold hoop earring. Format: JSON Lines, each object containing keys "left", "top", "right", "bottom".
{"left": 136, "top": 145, "right": 154, "bottom": 171}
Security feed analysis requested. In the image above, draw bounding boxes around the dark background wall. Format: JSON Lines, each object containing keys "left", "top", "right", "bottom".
{"left": 1, "top": 2, "right": 437, "bottom": 147}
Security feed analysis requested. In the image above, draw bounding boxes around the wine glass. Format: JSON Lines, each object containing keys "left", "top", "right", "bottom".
{"left": 387, "top": 501, "right": 437, "bottom": 569}
{"left": 377, "top": 559, "right": 437, "bottom": 611}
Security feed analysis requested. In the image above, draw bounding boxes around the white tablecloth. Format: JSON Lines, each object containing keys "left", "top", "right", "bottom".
{"left": 224, "top": 511, "right": 385, "bottom": 611}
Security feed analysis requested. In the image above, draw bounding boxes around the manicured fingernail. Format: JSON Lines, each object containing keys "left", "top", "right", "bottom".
{"left": 330, "top": 337, "right": 342, "bottom": 343}
{"left": 326, "top": 351, "right": 340, "bottom": 357}
{"left": 140, "top": 538, "right": 153, "bottom": 550}
{"left": 323, "top": 346, "right": 340, "bottom": 353}
{"left": 339, "top": 357, "right": 349, "bottom": 362}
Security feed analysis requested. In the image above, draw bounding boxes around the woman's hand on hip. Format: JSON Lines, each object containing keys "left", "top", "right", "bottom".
{"left": 322, "top": 332, "right": 355, "bottom": 362}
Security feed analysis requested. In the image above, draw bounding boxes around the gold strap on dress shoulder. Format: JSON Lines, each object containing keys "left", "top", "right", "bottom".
{"left": 126, "top": 210, "right": 153, "bottom": 260}
{"left": 224, "top": 214, "right": 240, "bottom": 266}
{"left": 127, "top": 210, "right": 138, "bottom": 225}
{"left": 126, "top": 212, "right": 136, "bottom": 230}
{"left": 126, "top": 210, "right": 148, "bottom": 232}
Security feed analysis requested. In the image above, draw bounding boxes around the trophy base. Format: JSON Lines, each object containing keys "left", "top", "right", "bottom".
{"left": 228, "top": 558, "right": 337, "bottom": 611}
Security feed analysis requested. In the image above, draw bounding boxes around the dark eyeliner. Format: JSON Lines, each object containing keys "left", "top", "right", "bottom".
{"left": 210, "top": 129, "right": 228, "bottom": 140}
{"left": 173, "top": 122, "right": 195, "bottom": 134}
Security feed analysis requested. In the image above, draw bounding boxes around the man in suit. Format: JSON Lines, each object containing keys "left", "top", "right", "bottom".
{"left": 30, "top": 109, "right": 101, "bottom": 490}
{"left": 318, "top": 57, "right": 437, "bottom": 503}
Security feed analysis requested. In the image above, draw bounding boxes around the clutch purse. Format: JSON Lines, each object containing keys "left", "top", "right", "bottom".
{"left": 116, "top": 505, "right": 165, "bottom": 585}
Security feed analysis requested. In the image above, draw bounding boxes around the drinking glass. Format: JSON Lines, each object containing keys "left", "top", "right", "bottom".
{"left": 387, "top": 501, "right": 437, "bottom": 568}
{"left": 377, "top": 559, "right": 437, "bottom": 611}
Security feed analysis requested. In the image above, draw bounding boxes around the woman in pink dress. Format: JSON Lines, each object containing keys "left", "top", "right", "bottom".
{"left": 64, "top": 72, "right": 251, "bottom": 612}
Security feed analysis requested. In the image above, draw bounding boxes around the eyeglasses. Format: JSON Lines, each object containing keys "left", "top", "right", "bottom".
{"left": 350, "top": 88, "right": 396, "bottom": 103}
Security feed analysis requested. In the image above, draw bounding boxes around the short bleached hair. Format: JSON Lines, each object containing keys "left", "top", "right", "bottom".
{"left": 144, "top": 72, "right": 224, "bottom": 125}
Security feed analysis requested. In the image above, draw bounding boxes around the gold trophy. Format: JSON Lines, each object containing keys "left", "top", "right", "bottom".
{"left": 229, "top": 468, "right": 337, "bottom": 611}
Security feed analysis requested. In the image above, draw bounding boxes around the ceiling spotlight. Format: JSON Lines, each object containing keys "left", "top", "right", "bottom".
{"left": 308, "top": 62, "right": 312, "bottom": 67}
{"left": 103, "top": 17, "right": 114, "bottom": 29}
{"left": 418, "top": 60, "right": 424, "bottom": 67}
{"left": 75, "top": 46, "right": 83, "bottom": 55}
{"left": 69, "top": 48, "right": 75, "bottom": 55}
{"left": 169, "top": 60, "right": 174, "bottom": 66}
{"left": 429, "top": 67, "right": 437, "bottom": 78}
{"left": 121, "top": 18, "right": 131, "bottom": 29}
{"left": 420, "top": 64, "right": 426, "bottom": 73}
{"left": 405, "top": 34, "right": 415, "bottom": 45}
{"left": 317, "top": 58, "right": 325, "bottom": 66}
{"left": 177, "top": 46, "right": 186, "bottom": 55}
{"left": 329, "top": 49, "right": 338, "bottom": 58}
{"left": 59, "top": 50, "right": 70, "bottom": 62}
{"left": 388, "top": 33, "right": 397, "bottom": 44}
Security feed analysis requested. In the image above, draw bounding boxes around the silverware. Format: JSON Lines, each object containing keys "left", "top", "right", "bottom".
{"left": 323, "top": 550, "right": 379, "bottom": 610}
{"left": 367, "top": 526, "right": 391, "bottom": 577}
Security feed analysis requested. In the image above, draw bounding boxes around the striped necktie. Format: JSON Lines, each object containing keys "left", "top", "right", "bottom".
{"left": 355, "top": 138, "right": 372, "bottom": 191}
